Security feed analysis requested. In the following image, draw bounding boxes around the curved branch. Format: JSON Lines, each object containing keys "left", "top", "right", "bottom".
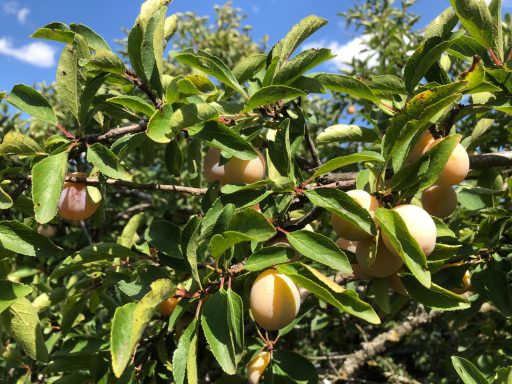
{"left": 82, "top": 122, "right": 147, "bottom": 143}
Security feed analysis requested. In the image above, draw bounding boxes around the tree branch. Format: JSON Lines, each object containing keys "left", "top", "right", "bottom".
{"left": 469, "top": 151, "right": 512, "bottom": 169}
{"left": 82, "top": 122, "right": 147, "bottom": 143}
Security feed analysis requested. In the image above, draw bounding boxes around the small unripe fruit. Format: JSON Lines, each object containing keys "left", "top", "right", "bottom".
{"left": 382, "top": 204, "right": 437, "bottom": 257}
{"left": 406, "top": 131, "right": 435, "bottom": 164}
{"left": 356, "top": 239, "right": 404, "bottom": 278}
{"left": 247, "top": 351, "right": 271, "bottom": 384}
{"left": 224, "top": 152, "right": 266, "bottom": 184}
{"left": 347, "top": 105, "right": 356, "bottom": 114}
{"left": 203, "top": 148, "right": 228, "bottom": 185}
{"left": 331, "top": 190, "right": 379, "bottom": 241}
{"left": 57, "top": 172, "right": 100, "bottom": 221}
{"left": 336, "top": 238, "right": 358, "bottom": 254}
{"left": 250, "top": 269, "right": 301, "bottom": 331}
{"left": 158, "top": 297, "right": 180, "bottom": 316}
{"left": 428, "top": 142, "right": 470, "bottom": 185}
{"left": 421, "top": 185, "right": 457, "bottom": 218}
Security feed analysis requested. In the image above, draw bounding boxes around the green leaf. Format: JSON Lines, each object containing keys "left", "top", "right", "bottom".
{"left": 305, "top": 188, "right": 376, "bottom": 238}
{"left": 165, "top": 139, "right": 183, "bottom": 177}
{"left": 79, "top": 74, "right": 108, "bottom": 125}
{"left": 226, "top": 289, "right": 244, "bottom": 366}
{"left": 189, "top": 122, "right": 257, "bottom": 160}
{"left": 374, "top": 208, "right": 431, "bottom": 287}
{"left": 317, "top": 124, "right": 379, "bottom": 144}
{"left": 56, "top": 36, "right": 90, "bottom": 121}
{"left": 232, "top": 54, "right": 266, "bottom": 83}
{"left": 111, "top": 279, "right": 175, "bottom": 377}
{"left": 168, "top": 103, "right": 219, "bottom": 138}
{"left": 271, "top": 350, "right": 318, "bottom": 384}
{"left": 273, "top": 48, "right": 335, "bottom": 85}
{"left": 243, "top": 85, "right": 306, "bottom": 112}
{"left": 273, "top": 15, "right": 328, "bottom": 67}
{"left": 145, "top": 220, "right": 183, "bottom": 259}
{"left": 172, "top": 49, "right": 247, "bottom": 96}
{"left": 107, "top": 96, "right": 156, "bottom": 117}
{"left": 0, "top": 187, "right": 13, "bottom": 210}
{"left": 450, "top": 0, "right": 496, "bottom": 55}
{"left": 472, "top": 267, "right": 512, "bottom": 317}
{"left": 311, "top": 151, "right": 384, "bottom": 179}
{"left": 0, "top": 221, "right": 61, "bottom": 257}
{"left": 184, "top": 216, "right": 202, "bottom": 286}
{"left": 278, "top": 263, "right": 380, "bottom": 324}
{"left": 118, "top": 213, "right": 144, "bottom": 248}
{"left": 172, "top": 318, "right": 197, "bottom": 384}
{"left": 201, "top": 290, "right": 238, "bottom": 374}
{"left": 86, "top": 143, "right": 132, "bottom": 181}
{"left": 31, "top": 22, "right": 75, "bottom": 44}
{"left": 176, "top": 74, "right": 216, "bottom": 96}
{"left": 1, "top": 298, "right": 48, "bottom": 362}
{"left": 6, "top": 84, "right": 57, "bottom": 125}
{"left": 0, "top": 131, "right": 46, "bottom": 157}
{"left": 141, "top": 7, "right": 166, "bottom": 96}
{"left": 32, "top": 150, "right": 69, "bottom": 224}
{"left": 314, "top": 73, "right": 380, "bottom": 103}
{"left": 489, "top": 0, "right": 504, "bottom": 60}
{"left": 0, "top": 281, "right": 32, "bottom": 314}
{"left": 70, "top": 23, "right": 111, "bottom": 51}
{"left": 286, "top": 230, "right": 352, "bottom": 273}
{"left": 451, "top": 356, "right": 490, "bottom": 384}
{"left": 146, "top": 104, "right": 174, "bottom": 143}
{"left": 402, "top": 274, "right": 469, "bottom": 310}
{"left": 83, "top": 50, "right": 125, "bottom": 75}
{"left": 164, "top": 14, "right": 179, "bottom": 41}
{"left": 245, "top": 246, "right": 296, "bottom": 272}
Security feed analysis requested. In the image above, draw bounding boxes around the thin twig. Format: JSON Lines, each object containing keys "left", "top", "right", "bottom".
{"left": 304, "top": 125, "right": 321, "bottom": 168}
{"left": 82, "top": 122, "right": 146, "bottom": 143}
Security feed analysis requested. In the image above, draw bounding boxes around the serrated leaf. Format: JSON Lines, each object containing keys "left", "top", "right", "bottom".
{"left": 0, "top": 281, "right": 32, "bottom": 314}
{"left": 146, "top": 103, "right": 174, "bottom": 143}
{"left": 31, "top": 22, "right": 75, "bottom": 44}
{"left": 86, "top": 143, "right": 132, "bottom": 181}
{"left": 317, "top": 124, "right": 379, "bottom": 144}
{"left": 271, "top": 350, "right": 318, "bottom": 384}
{"left": 172, "top": 318, "right": 197, "bottom": 384}
{"left": 111, "top": 279, "right": 175, "bottom": 377}
{"left": 0, "top": 221, "right": 62, "bottom": 257}
{"left": 169, "top": 103, "right": 219, "bottom": 135}
{"left": 311, "top": 151, "right": 384, "bottom": 179}
{"left": 6, "top": 84, "right": 57, "bottom": 125}
{"left": 402, "top": 274, "right": 470, "bottom": 310}
{"left": 273, "top": 48, "right": 335, "bottom": 85}
{"left": 451, "top": 356, "right": 490, "bottom": 384}
{"left": 32, "top": 150, "right": 69, "bottom": 224}
{"left": 245, "top": 246, "right": 296, "bottom": 272}
{"left": 164, "top": 14, "right": 179, "bottom": 41}
{"left": 1, "top": 298, "right": 48, "bottom": 362}
{"left": 232, "top": 54, "right": 266, "bottom": 83}
{"left": 70, "top": 23, "right": 111, "bottom": 51}
{"left": 0, "top": 131, "right": 46, "bottom": 157}
{"left": 314, "top": 73, "right": 380, "bottom": 103}
{"left": 107, "top": 96, "right": 156, "bottom": 117}
{"left": 375, "top": 208, "right": 431, "bottom": 287}
{"left": 141, "top": 7, "right": 166, "bottom": 96}
{"left": 226, "top": 289, "right": 244, "bottom": 365}
{"left": 243, "top": 85, "right": 306, "bottom": 112}
{"left": 286, "top": 230, "right": 352, "bottom": 273}
{"left": 83, "top": 49, "right": 125, "bottom": 74}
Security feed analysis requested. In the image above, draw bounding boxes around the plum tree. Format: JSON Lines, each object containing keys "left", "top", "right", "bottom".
{"left": 158, "top": 297, "right": 180, "bottom": 316}
{"left": 355, "top": 238, "right": 404, "bottom": 278}
{"left": 382, "top": 204, "right": 437, "bottom": 257}
{"left": 224, "top": 151, "right": 266, "bottom": 184}
{"left": 247, "top": 350, "right": 271, "bottom": 384}
{"left": 250, "top": 269, "right": 301, "bottom": 331}
{"left": 57, "top": 172, "right": 101, "bottom": 221}
{"left": 421, "top": 185, "right": 458, "bottom": 218}
{"left": 331, "top": 190, "right": 379, "bottom": 241}
{"left": 203, "top": 148, "right": 229, "bottom": 185}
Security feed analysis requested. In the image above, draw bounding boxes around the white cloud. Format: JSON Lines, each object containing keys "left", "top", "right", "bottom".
{"left": 302, "top": 37, "right": 378, "bottom": 70}
{"left": 0, "top": 38, "right": 56, "bottom": 67}
{"left": 2, "top": 1, "right": 30, "bottom": 24}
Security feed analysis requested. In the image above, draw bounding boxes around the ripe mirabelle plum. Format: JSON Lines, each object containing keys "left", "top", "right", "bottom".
{"left": 428, "top": 142, "right": 470, "bottom": 185}
{"left": 405, "top": 130, "right": 435, "bottom": 164}
{"left": 331, "top": 190, "right": 379, "bottom": 241}
{"left": 355, "top": 239, "right": 404, "bottom": 278}
{"left": 57, "top": 172, "right": 101, "bottom": 221}
{"left": 203, "top": 148, "right": 229, "bottom": 185}
{"left": 158, "top": 297, "right": 180, "bottom": 316}
{"left": 250, "top": 269, "right": 301, "bottom": 331}
{"left": 421, "top": 185, "right": 457, "bottom": 218}
{"left": 224, "top": 151, "right": 266, "bottom": 184}
{"left": 335, "top": 237, "right": 358, "bottom": 254}
{"left": 382, "top": 204, "right": 437, "bottom": 257}
{"left": 347, "top": 105, "right": 356, "bottom": 114}
{"left": 247, "top": 350, "right": 271, "bottom": 384}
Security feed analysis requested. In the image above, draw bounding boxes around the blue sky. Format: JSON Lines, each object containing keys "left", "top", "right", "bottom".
{"left": 0, "top": 0, "right": 494, "bottom": 92}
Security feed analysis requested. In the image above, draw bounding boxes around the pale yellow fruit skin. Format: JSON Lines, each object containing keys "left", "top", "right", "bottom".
{"left": 421, "top": 185, "right": 457, "bottom": 218}
{"left": 356, "top": 239, "right": 404, "bottom": 278}
{"left": 203, "top": 148, "right": 228, "bottom": 185}
{"left": 336, "top": 237, "right": 358, "bottom": 254}
{"left": 250, "top": 269, "right": 301, "bottom": 331}
{"left": 247, "top": 351, "right": 271, "bottom": 384}
{"left": 224, "top": 152, "right": 266, "bottom": 184}
{"left": 406, "top": 131, "right": 435, "bottom": 164}
{"left": 429, "top": 143, "right": 470, "bottom": 185}
{"left": 382, "top": 204, "right": 437, "bottom": 257}
{"left": 331, "top": 190, "right": 379, "bottom": 241}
